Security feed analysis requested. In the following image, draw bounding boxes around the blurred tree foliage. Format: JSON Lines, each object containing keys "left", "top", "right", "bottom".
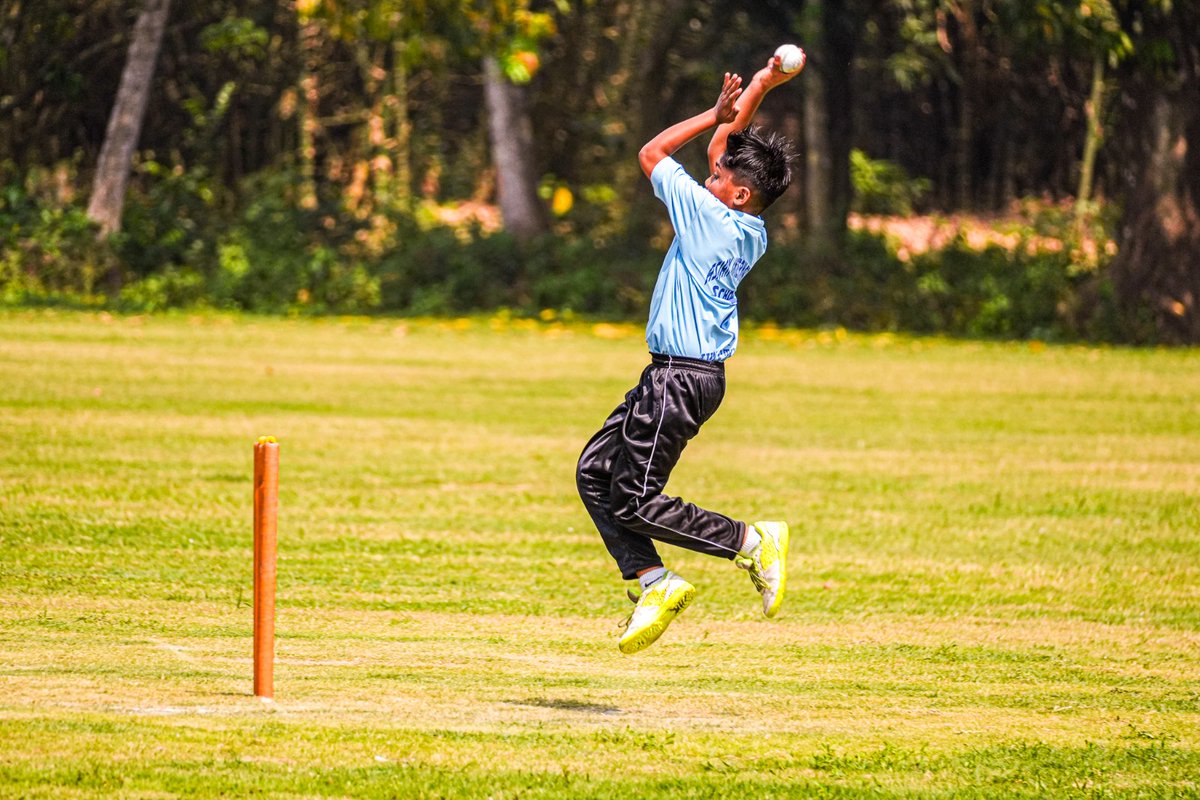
{"left": 0, "top": 0, "right": 1194, "bottom": 341}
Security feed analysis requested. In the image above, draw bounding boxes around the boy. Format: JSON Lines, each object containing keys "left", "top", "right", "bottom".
{"left": 576, "top": 53, "right": 803, "bottom": 655}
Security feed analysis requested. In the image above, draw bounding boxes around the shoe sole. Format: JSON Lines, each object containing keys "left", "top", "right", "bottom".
{"left": 618, "top": 584, "right": 695, "bottom": 655}
{"left": 764, "top": 522, "right": 789, "bottom": 619}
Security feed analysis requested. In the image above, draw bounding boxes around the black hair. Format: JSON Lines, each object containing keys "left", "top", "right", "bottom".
{"left": 722, "top": 125, "right": 795, "bottom": 212}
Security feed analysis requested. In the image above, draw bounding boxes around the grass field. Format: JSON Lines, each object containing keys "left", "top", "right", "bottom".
{"left": 1, "top": 309, "right": 1198, "bottom": 798}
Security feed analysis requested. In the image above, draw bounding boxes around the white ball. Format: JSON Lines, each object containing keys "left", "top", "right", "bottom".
{"left": 774, "top": 44, "right": 805, "bottom": 74}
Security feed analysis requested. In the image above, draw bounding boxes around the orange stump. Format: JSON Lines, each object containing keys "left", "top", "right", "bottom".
{"left": 253, "top": 436, "right": 279, "bottom": 699}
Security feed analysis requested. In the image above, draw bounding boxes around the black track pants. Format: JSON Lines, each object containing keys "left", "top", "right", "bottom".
{"left": 576, "top": 353, "right": 746, "bottom": 580}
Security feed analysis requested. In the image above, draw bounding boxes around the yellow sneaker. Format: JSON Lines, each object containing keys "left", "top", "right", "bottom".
{"left": 617, "top": 571, "right": 695, "bottom": 655}
{"left": 736, "top": 521, "right": 789, "bottom": 618}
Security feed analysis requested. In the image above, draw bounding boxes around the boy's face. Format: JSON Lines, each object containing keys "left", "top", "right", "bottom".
{"left": 705, "top": 158, "right": 754, "bottom": 212}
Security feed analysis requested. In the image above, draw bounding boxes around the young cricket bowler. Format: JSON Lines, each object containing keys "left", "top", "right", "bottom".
{"left": 576, "top": 51, "right": 804, "bottom": 654}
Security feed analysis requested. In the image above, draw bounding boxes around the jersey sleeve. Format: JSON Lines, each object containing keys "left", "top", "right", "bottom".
{"left": 650, "top": 157, "right": 730, "bottom": 272}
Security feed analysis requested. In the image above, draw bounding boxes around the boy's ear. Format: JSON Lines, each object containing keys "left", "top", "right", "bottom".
{"left": 732, "top": 184, "right": 753, "bottom": 209}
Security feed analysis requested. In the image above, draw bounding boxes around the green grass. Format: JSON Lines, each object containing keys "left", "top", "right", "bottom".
{"left": 1, "top": 309, "right": 1198, "bottom": 798}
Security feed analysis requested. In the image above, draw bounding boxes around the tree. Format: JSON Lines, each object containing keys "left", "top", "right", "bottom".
{"left": 297, "top": 0, "right": 436, "bottom": 214}
{"left": 798, "top": 0, "right": 863, "bottom": 249}
{"left": 472, "top": 3, "right": 558, "bottom": 242}
{"left": 801, "top": 0, "right": 834, "bottom": 248}
{"left": 1106, "top": 1, "right": 1200, "bottom": 343}
{"left": 86, "top": 0, "right": 172, "bottom": 237}
{"left": 482, "top": 54, "right": 547, "bottom": 241}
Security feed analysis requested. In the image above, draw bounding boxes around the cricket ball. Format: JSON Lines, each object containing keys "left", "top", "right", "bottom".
{"left": 774, "top": 44, "right": 806, "bottom": 74}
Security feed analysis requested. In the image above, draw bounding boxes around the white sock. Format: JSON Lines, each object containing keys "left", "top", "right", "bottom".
{"left": 738, "top": 524, "right": 761, "bottom": 557}
{"left": 638, "top": 567, "right": 668, "bottom": 591}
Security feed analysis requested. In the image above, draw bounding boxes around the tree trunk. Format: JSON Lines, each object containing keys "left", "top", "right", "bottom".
{"left": 392, "top": 38, "right": 413, "bottom": 211}
{"left": 358, "top": 42, "right": 392, "bottom": 213}
{"left": 824, "top": 0, "right": 858, "bottom": 236}
{"left": 1104, "top": 3, "right": 1200, "bottom": 344}
{"left": 801, "top": 0, "right": 856, "bottom": 250}
{"left": 296, "top": 12, "right": 321, "bottom": 211}
{"left": 85, "top": 0, "right": 171, "bottom": 237}
{"left": 620, "top": 0, "right": 690, "bottom": 244}
{"left": 949, "top": 0, "right": 979, "bottom": 209}
{"left": 1075, "top": 57, "right": 1105, "bottom": 217}
{"left": 801, "top": 0, "right": 834, "bottom": 250}
{"left": 803, "top": 71, "right": 833, "bottom": 246}
{"left": 483, "top": 55, "right": 547, "bottom": 241}
{"left": 1107, "top": 88, "right": 1200, "bottom": 343}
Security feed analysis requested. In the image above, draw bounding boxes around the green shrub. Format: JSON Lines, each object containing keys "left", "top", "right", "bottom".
{"left": 208, "top": 171, "right": 383, "bottom": 313}
{"left": 898, "top": 238, "right": 1079, "bottom": 339}
{"left": 525, "top": 237, "right": 652, "bottom": 317}
{"left": 742, "top": 231, "right": 1080, "bottom": 340}
{"left": 115, "top": 161, "right": 221, "bottom": 277}
{"left": 303, "top": 248, "right": 381, "bottom": 313}
{"left": 740, "top": 231, "right": 907, "bottom": 330}
{"left": 0, "top": 180, "right": 116, "bottom": 299}
{"left": 850, "top": 149, "right": 932, "bottom": 216}
{"left": 375, "top": 221, "right": 652, "bottom": 318}
{"left": 117, "top": 268, "right": 207, "bottom": 312}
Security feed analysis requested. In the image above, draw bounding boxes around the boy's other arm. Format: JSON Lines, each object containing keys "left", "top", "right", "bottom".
{"left": 639, "top": 73, "right": 743, "bottom": 179}
{"left": 707, "top": 53, "right": 803, "bottom": 174}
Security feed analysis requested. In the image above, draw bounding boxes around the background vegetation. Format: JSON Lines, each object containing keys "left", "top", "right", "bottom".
{"left": 1, "top": 0, "right": 1197, "bottom": 342}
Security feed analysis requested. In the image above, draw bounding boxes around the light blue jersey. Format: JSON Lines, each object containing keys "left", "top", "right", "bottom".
{"left": 646, "top": 157, "right": 767, "bottom": 362}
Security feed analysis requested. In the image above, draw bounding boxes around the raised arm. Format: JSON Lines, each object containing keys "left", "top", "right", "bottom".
{"left": 707, "top": 53, "right": 803, "bottom": 174}
{"left": 639, "top": 73, "right": 743, "bottom": 179}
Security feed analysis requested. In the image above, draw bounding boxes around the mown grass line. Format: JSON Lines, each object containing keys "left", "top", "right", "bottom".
{"left": 2, "top": 717, "right": 1198, "bottom": 798}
